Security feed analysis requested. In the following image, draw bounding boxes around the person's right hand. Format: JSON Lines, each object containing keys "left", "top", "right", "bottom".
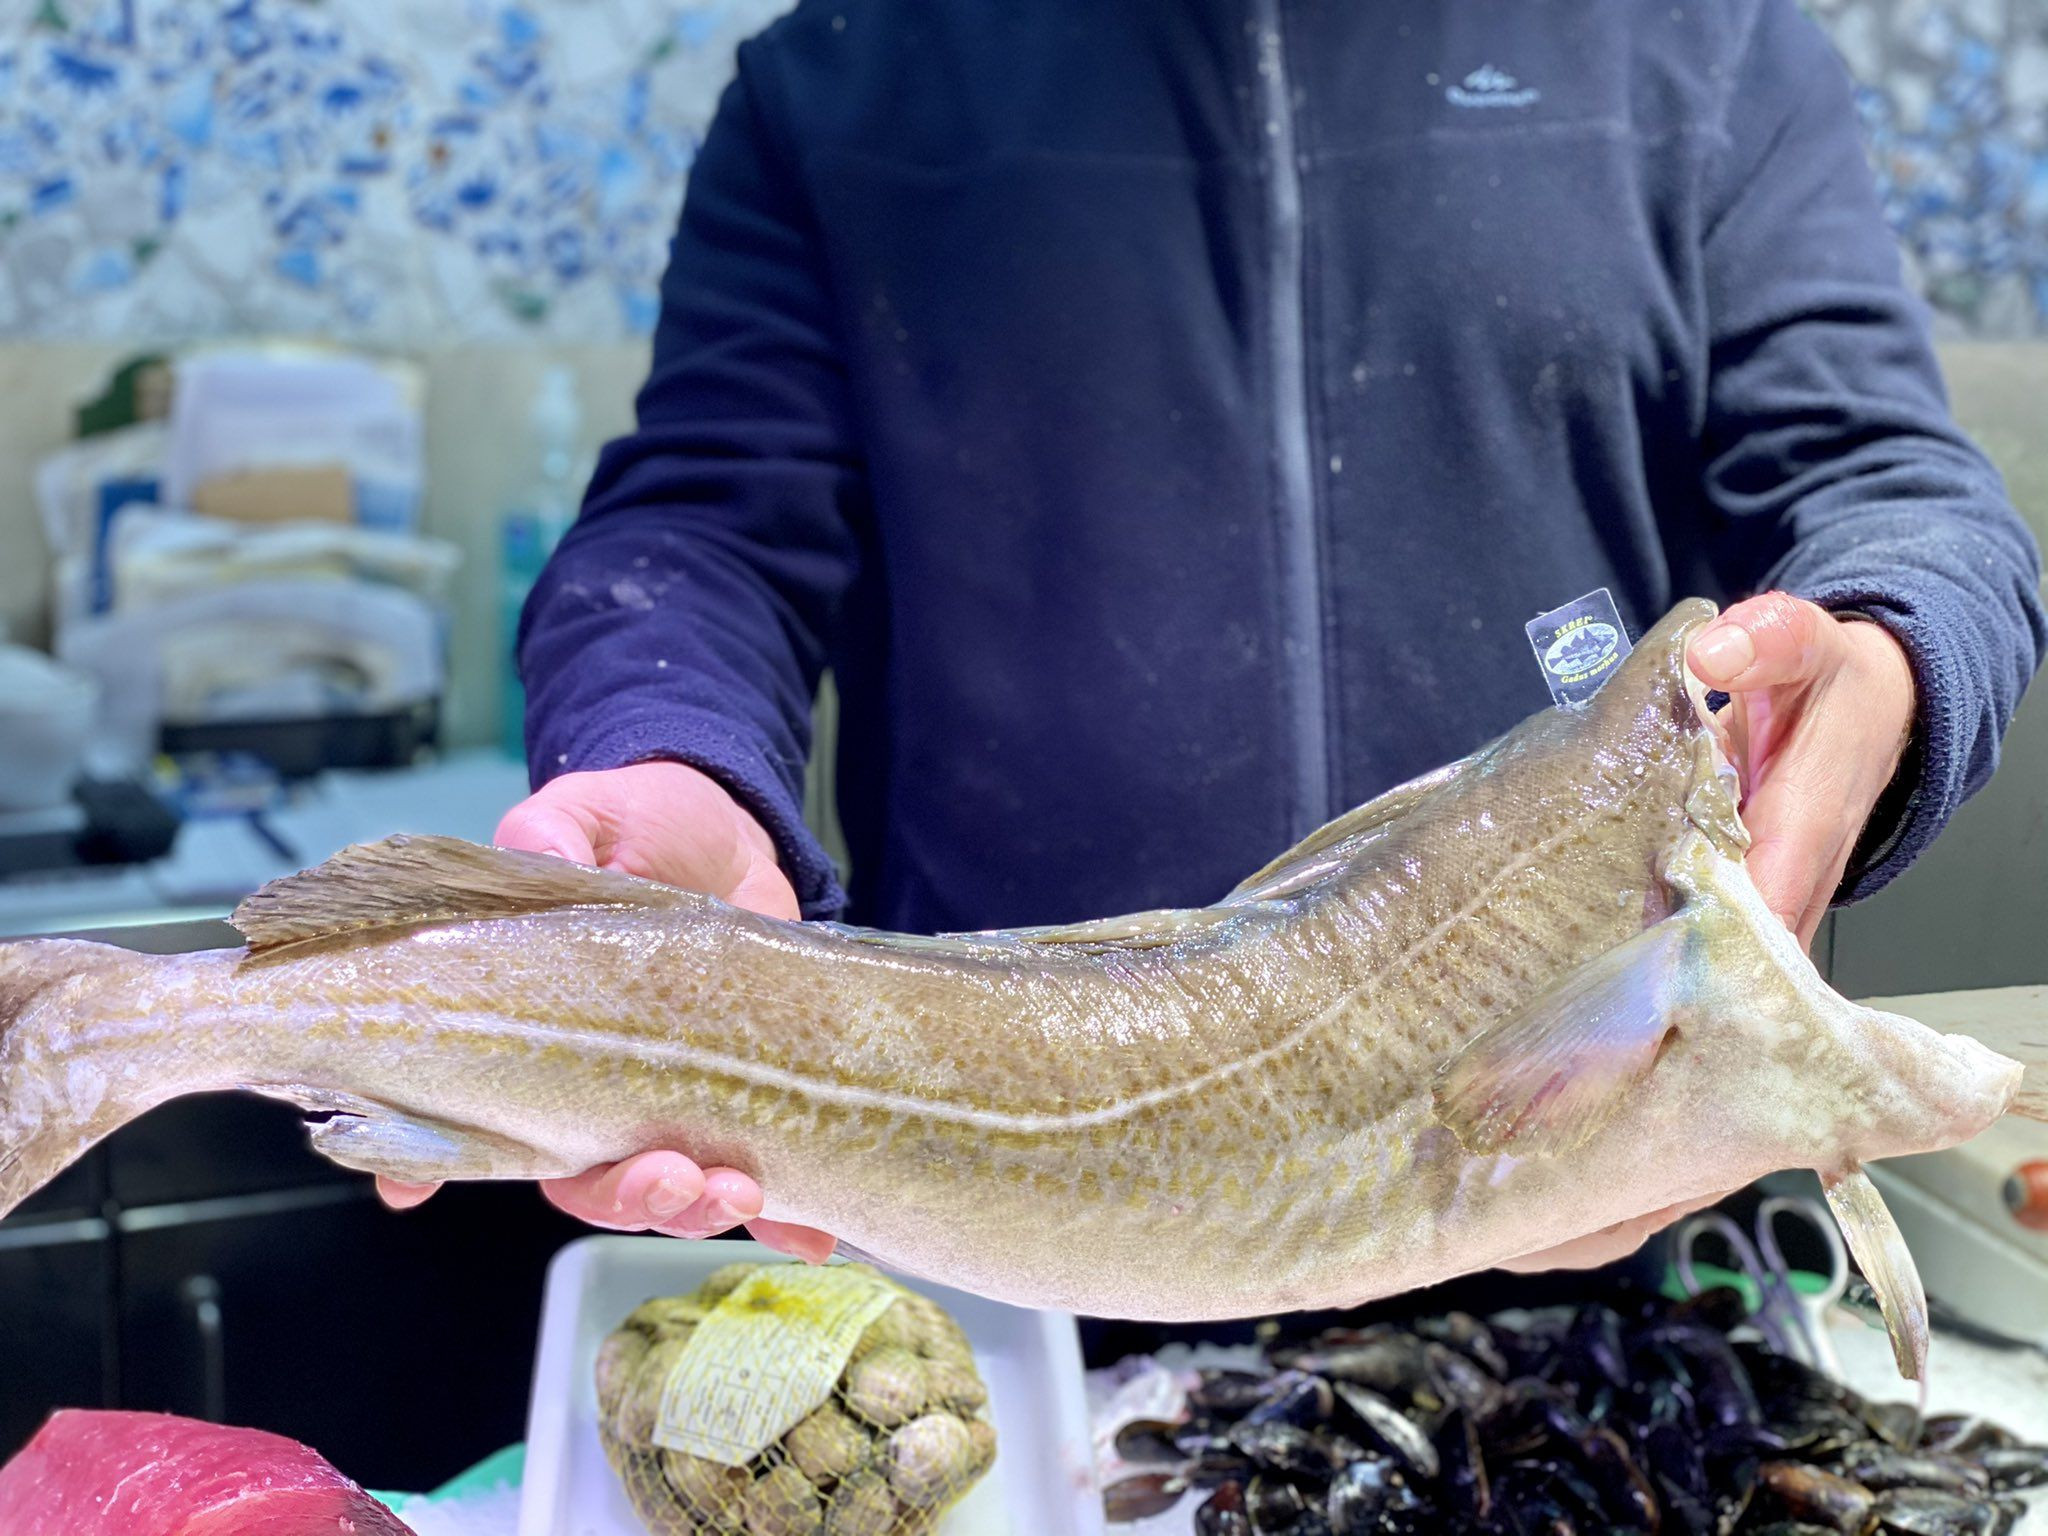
{"left": 375, "top": 760, "right": 837, "bottom": 1264}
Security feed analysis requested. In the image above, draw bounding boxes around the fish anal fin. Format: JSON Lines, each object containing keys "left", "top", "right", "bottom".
{"left": 1226, "top": 758, "right": 1473, "bottom": 905}
{"left": 232, "top": 835, "right": 699, "bottom": 956}
{"left": 1432, "top": 917, "right": 1692, "bottom": 1158}
{"left": 1821, "top": 1164, "right": 1929, "bottom": 1386}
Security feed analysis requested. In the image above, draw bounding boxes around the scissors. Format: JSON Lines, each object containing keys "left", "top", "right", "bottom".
{"left": 1672, "top": 1194, "right": 1849, "bottom": 1378}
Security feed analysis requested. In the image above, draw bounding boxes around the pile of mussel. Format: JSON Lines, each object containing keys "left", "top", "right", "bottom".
{"left": 1101, "top": 1289, "right": 2048, "bottom": 1535}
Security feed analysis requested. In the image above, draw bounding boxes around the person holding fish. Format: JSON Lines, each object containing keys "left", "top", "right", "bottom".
{"left": 387, "top": 0, "right": 2045, "bottom": 1273}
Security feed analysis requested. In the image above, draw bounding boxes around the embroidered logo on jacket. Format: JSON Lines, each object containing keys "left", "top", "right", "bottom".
{"left": 1446, "top": 64, "right": 1541, "bottom": 109}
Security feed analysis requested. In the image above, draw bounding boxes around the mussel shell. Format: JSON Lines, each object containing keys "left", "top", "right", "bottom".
{"left": 1192, "top": 1369, "right": 1285, "bottom": 1416}
{"left": 1771, "top": 1401, "right": 1874, "bottom": 1459}
{"left": 1979, "top": 1444, "right": 2048, "bottom": 1491}
{"left": 1434, "top": 1407, "right": 1491, "bottom": 1522}
{"left": 1833, "top": 1440, "right": 1991, "bottom": 1496}
{"left": 1324, "top": 1456, "right": 1404, "bottom": 1536}
{"left": 1572, "top": 1423, "right": 1660, "bottom": 1530}
{"left": 1244, "top": 1472, "right": 1310, "bottom": 1535}
{"left": 1114, "top": 1417, "right": 1189, "bottom": 1466}
{"left": 1196, "top": 1480, "right": 1253, "bottom": 1536}
{"left": 1331, "top": 1382, "right": 1439, "bottom": 1479}
{"left": 1665, "top": 1283, "right": 1752, "bottom": 1334}
{"left": 1560, "top": 1304, "right": 1631, "bottom": 1393}
{"left": 1920, "top": 1416, "right": 2018, "bottom": 1457}
{"left": 1858, "top": 1399, "right": 1926, "bottom": 1451}
{"left": 1244, "top": 1370, "right": 1336, "bottom": 1429}
{"left": 1103, "top": 1470, "right": 1189, "bottom": 1523}
{"left": 1413, "top": 1310, "right": 1511, "bottom": 1379}
{"left": 1274, "top": 1327, "right": 1435, "bottom": 1400}
{"left": 1486, "top": 1463, "right": 1584, "bottom": 1536}
{"left": 1478, "top": 1377, "right": 1574, "bottom": 1459}
{"left": 1867, "top": 1487, "right": 2004, "bottom": 1536}
{"left": 1636, "top": 1319, "right": 1761, "bottom": 1429}
{"left": 1229, "top": 1420, "right": 1340, "bottom": 1479}
{"left": 1188, "top": 1446, "right": 1257, "bottom": 1488}
{"left": 1758, "top": 1459, "right": 1877, "bottom": 1532}
{"left": 1423, "top": 1340, "right": 1504, "bottom": 1419}
{"left": 1638, "top": 1419, "right": 1708, "bottom": 1506}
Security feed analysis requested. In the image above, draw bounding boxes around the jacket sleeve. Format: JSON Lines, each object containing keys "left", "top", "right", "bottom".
{"left": 1697, "top": 0, "right": 2046, "bottom": 901}
{"left": 518, "top": 44, "right": 861, "bottom": 918}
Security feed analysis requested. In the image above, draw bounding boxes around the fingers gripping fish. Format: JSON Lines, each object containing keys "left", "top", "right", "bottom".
{"left": 1, "top": 601, "right": 2040, "bottom": 1383}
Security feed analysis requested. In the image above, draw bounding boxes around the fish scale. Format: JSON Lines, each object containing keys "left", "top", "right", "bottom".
{"left": 0, "top": 601, "right": 2042, "bottom": 1378}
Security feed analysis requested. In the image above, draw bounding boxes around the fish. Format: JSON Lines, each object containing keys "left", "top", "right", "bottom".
{"left": 1, "top": 600, "right": 2040, "bottom": 1379}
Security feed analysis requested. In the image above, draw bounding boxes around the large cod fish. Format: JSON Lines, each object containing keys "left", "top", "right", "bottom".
{"left": 1, "top": 601, "right": 2040, "bottom": 1380}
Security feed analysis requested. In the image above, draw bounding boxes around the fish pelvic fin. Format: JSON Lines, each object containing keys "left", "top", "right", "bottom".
{"left": 232, "top": 834, "right": 703, "bottom": 956}
{"left": 1821, "top": 1164, "right": 1930, "bottom": 1387}
{"left": 0, "top": 939, "right": 138, "bottom": 1221}
{"left": 1431, "top": 914, "right": 1695, "bottom": 1158}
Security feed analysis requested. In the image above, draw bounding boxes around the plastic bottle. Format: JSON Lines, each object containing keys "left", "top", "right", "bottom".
{"left": 499, "top": 366, "right": 587, "bottom": 757}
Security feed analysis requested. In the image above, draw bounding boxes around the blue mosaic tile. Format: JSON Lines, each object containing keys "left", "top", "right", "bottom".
{"left": 0, "top": 0, "right": 2042, "bottom": 340}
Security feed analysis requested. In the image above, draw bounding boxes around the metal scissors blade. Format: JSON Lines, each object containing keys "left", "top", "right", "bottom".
{"left": 1752, "top": 1194, "right": 1848, "bottom": 1379}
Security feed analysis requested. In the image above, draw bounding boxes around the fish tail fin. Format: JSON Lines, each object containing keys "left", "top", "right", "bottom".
{"left": 0, "top": 939, "right": 141, "bottom": 1222}
{"left": 1821, "top": 1163, "right": 1930, "bottom": 1389}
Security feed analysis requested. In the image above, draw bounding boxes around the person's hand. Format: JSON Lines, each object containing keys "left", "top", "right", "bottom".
{"left": 1686, "top": 592, "right": 1917, "bottom": 951}
{"left": 375, "top": 760, "right": 836, "bottom": 1264}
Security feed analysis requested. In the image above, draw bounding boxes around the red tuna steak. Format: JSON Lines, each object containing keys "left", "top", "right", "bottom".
{"left": 0, "top": 1410, "right": 418, "bottom": 1535}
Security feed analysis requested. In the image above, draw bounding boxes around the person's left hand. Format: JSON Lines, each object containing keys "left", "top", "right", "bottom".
{"left": 1685, "top": 591, "right": 1917, "bottom": 951}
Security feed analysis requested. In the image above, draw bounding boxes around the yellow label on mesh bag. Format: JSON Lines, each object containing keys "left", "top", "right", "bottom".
{"left": 652, "top": 1264, "right": 897, "bottom": 1464}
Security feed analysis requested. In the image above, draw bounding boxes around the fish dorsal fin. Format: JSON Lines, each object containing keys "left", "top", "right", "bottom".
{"left": 232, "top": 834, "right": 697, "bottom": 955}
{"left": 820, "top": 904, "right": 1240, "bottom": 958}
{"left": 1432, "top": 916, "right": 1692, "bottom": 1157}
{"left": 1004, "top": 906, "right": 1240, "bottom": 951}
{"left": 1226, "top": 758, "right": 1471, "bottom": 905}
{"left": 1821, "top": 1164, "right": 1929, "bottom": 1386}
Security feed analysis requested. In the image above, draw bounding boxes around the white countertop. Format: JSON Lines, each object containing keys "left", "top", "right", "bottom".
{"left": 0, "top": 750, "right": 532, "bottom": 937}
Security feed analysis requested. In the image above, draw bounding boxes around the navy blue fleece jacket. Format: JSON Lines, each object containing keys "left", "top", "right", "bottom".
{"left": 520, "top": 0, "right": 2045, "bottom": 932}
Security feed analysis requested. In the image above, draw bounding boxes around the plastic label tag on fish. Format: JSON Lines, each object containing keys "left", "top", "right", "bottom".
{"left": 651, "top": 1264, "right": 897, "bottom": 1465}
{"left": 1526, "top": 588, "right": 1633, "bottom": 708}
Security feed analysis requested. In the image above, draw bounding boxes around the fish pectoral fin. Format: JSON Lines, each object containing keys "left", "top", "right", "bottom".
{"left": 1821, "top": 1164, "right": 1929, "bottom": 1386}
{"left": 231, "top": 835, "right": 701, "bottom": 955}
{"left": 1225, "top": 756, "right": 1475, "bottom": 904}
{"left": 1431, "top": 916, "right": 1693, "bottom": 1158}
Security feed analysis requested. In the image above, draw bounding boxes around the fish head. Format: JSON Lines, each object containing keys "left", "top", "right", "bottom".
{"left": 1825, "top": 999, "right": 2025, "bottom": 1164}
{"left": 1666, "top": 838, "right": 2023, "bottom": 1171}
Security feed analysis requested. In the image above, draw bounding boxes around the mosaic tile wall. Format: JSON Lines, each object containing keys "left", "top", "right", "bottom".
{"left": 0, "top": 0, "right": 789, "bottom": 340}
{"left": 1814, "top": 0, "right": 2048, "bottom": 337}
{"left": 0, "top": 0, "right": 2044, "bottom": 342}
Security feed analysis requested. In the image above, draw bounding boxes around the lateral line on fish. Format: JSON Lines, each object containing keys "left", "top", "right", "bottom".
{"left": 239, "top": 792, "right": 1668, "bottom": 1137}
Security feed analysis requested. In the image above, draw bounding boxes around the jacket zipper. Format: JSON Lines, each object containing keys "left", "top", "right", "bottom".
{"left": 1250, "top": 0, "right": 1331, "bottom": 838}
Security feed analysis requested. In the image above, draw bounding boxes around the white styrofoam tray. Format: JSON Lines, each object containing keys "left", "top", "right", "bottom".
{"left": 519, "top": 1236, "right": 1103, "bottom": 1536}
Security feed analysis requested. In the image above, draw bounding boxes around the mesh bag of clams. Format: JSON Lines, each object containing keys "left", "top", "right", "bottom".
{"left": 597, "top": 1259, "right": 997, "bottom": 1536}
